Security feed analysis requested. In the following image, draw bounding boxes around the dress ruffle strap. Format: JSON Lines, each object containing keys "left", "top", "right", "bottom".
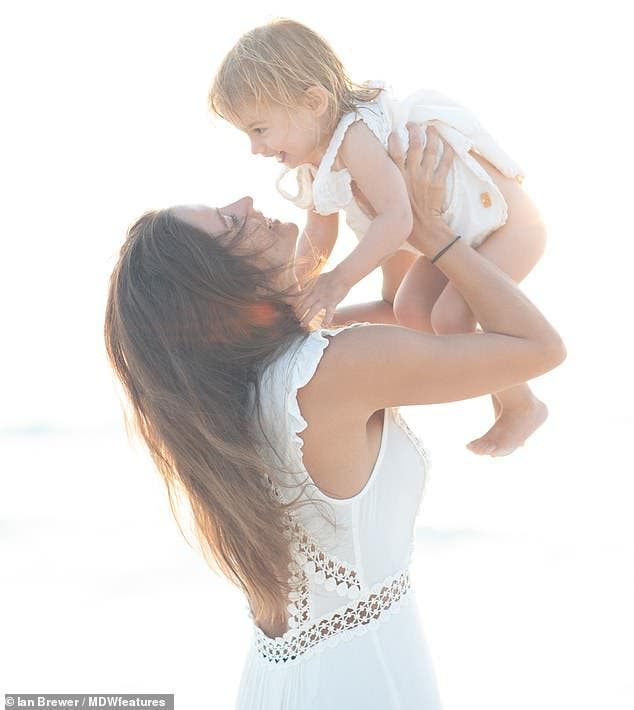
{"left": 285, "top": 326, "right": 364, "bottom": 467}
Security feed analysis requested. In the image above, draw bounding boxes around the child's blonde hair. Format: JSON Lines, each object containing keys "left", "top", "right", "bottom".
{"left": 209, "top": 18, "right": 381, "bottom": 130}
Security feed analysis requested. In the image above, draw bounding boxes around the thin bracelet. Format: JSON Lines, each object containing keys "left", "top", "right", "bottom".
{"left": 430, "top": 235, "right": 462, "bottom": 264}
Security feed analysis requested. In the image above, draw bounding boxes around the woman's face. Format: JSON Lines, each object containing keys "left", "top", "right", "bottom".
{"left": 172, "top": 197, "right": 300, "bottom": 292}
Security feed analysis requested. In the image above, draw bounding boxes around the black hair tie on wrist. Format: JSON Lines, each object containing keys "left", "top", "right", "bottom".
{"left": 430, "top": 235, "right": 462, "bottom": 264}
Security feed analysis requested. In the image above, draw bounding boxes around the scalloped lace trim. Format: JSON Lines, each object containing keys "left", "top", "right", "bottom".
{"left": 392, "top": 409, "right": 432, "bottom": 470}
{"left": 285, "top": 517, "right": 362, "bottom": 600}
{"left": 254, "top": 569, "right": 411, "bottom": 665}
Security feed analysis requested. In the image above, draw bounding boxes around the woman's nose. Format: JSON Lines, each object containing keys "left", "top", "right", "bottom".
{"left": 219, "top": 196, "right": 253, "bottom": 216}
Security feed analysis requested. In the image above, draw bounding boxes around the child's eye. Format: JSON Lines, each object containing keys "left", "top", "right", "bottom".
{"left": 253, "top": 127, "right": 266, "bottom": 135}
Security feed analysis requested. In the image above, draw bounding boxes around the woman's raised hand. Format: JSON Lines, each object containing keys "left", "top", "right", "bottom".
{"left": 297, "top": 126, "right": 457, "bottom": 328}
{"left": 388, "top": 124, "right": 456, "bottom": 256}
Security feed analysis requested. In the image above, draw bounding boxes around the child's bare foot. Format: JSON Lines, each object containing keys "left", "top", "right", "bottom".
{"left": 491, "top": 393, "right": 502, "bottom": 420}
{"left": 466, "top": 397, "right": 548, "bottom": 456}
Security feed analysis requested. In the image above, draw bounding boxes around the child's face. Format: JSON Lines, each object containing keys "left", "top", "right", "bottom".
{"left": 236, "top": 102, "right": 324, "bottom": 169}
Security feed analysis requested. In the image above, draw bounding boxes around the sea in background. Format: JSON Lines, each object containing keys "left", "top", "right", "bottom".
{"left": 2, "top": 0, "right": 633, "bottom": 706}
{"left": 2, "top": 392, "right": 633, "bottom": 709}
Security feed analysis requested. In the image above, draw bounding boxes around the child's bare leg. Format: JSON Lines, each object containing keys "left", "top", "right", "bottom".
{"left": 393, "top": 254, "right": 448, "bottom": 332}
{"left": 470, "top": 383, "right": 548, "bottom": 456}
{"left": 333, "top": 299, "right": 399, "bottom": 326}
{"left": 431, "top": 218, "right": 547, "bottom": 456}
{"left": 332, "top": 250, "right": 416, "bottom": 326}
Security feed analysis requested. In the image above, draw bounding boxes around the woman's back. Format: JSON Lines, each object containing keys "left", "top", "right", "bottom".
{"left": 105, "top": 114, "right": 564, "bottom": 709}
{"left": 236, "top": 327, "right": 443, "bottom": 709}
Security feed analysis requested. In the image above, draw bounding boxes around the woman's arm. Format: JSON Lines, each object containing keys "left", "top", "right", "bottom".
{"left": 304, "top": 127, "right": 566, "bottom": 417}
{"left": 296, "top": 121, "right": 413, "bottom": 326}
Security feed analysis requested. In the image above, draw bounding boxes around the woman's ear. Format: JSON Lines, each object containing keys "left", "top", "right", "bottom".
{"left": 303, "top": 86, "right": 329, "bottom": 118}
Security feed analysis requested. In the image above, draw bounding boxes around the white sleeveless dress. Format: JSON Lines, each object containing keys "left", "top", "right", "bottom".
{"left": 277, "top": 81, "right": 524, "bottom": 250}
{"left": 235, "top": 326, "right": 444, "bottom": 709}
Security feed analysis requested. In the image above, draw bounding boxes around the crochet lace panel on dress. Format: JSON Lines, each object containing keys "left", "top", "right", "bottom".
{"left": 253, "top": 486, "right": 411, "bottom": 664}
{"left": 251, "top": 407, "right": 428, "bottom": 665}
{"left": 255, "top": 564, "right": 410, "bottom": 665}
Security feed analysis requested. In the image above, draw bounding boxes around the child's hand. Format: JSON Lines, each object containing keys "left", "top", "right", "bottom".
{"left": 296, "top": 270, "right": 351, "bottom": 328}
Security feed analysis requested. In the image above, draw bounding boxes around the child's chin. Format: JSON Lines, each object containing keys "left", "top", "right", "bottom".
{"left": 279, "top": 152, "right": 302, "bottom": 168}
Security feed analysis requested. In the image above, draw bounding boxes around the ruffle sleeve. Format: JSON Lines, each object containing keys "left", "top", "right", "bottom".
{"left": 284, "top": 325, "right": 364, "bottom": 465}
{"left": 312, "top": 85, "right": 392, "bottom": 216}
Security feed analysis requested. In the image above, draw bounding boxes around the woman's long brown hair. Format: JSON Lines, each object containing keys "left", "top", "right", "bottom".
{"left": 104, "top": 209, "right": 324, "bottom": 636}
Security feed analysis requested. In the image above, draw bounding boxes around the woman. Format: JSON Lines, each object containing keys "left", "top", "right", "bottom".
{"left": 104, "top": 127, "right": 565, "bottom": 709}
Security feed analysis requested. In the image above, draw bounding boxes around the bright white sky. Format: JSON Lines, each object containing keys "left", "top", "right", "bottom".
{"left": 1, "top": 0, "right": 632, "bottom": 431}
{"left": 2, "top": 5, "right": 633, "bottom": 704}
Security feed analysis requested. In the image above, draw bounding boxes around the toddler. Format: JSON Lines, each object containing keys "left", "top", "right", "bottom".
{"left": 210, "top": 19, "right": 548, "bottom": 457}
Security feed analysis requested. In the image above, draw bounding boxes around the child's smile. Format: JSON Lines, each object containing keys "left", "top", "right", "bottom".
{"left": 237, "top": 102, "right": 327, "bottom": 169}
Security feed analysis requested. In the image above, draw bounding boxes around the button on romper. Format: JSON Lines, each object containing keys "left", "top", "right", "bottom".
{"left": 277, "top": 81, "right": 524, "bottom": 252}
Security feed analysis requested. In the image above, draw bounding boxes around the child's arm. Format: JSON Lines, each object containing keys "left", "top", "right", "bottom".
{"left": 297, "top": 121, "right": 413, "bottom": 326}
{"left": 295, "top": 210, "right": 339, "bottom": 283}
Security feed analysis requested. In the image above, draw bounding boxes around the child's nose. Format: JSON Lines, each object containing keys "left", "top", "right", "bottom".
{"left": 250, "top": 137, "right": 266, "bottom": 156}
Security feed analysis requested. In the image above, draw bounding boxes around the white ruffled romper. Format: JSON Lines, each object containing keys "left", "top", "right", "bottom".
{"left": 235, "top": 326, "right": 443, "bottom": 709}
{"left": 277, "top": 82, "right": 525, "bottom": 250}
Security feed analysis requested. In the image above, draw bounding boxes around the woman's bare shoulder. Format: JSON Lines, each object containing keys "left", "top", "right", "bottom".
{"left": 299, "top": 319, "right": 559, "bottom": 417}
